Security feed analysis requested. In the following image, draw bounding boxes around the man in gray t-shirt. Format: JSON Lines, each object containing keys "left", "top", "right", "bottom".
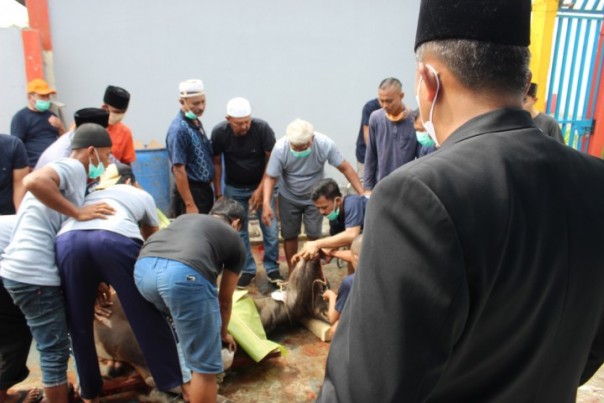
{"left": 0, "top": 124, "right": 114, "bottom": 403}
{"left": 262, "top": 118, "right": 363, "bottom": 273}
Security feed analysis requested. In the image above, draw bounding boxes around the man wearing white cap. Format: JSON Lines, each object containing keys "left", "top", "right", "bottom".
{"left": 262, "top": 119, "right": 364, "bottom": 274}
{"left": 211, "top": 97, "right": 283, "bottom": 288}
{"left": 166, "top": 79, "right": 217, "bottom": 216}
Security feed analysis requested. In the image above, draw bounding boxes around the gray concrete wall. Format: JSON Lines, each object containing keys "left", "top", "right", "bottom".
{"left": 0, "top": 27, "right": 27, "bottom": 134}
{"left": 47, "top": 0, "right": 420, "bottom": 180}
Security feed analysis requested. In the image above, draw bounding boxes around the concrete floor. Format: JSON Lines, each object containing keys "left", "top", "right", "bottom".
{"left": 8, "top": 219, "right": 604, "bottom": 402}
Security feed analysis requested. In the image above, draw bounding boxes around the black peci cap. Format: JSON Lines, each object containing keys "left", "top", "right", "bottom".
{"left": 103, "top": 85, "right": 130, "bottom": 110}
{"left": 74, "top": 108, "right": 110, "bottom": 128}
{"left": 415, "top": 0, "right": 531, "bottom": 51}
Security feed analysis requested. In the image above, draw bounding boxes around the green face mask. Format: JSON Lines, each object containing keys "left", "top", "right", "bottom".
{"left": 326, "top": 207, "right": 340, "bottom": 221}
{"left": 184, "top": 110, "right": 197, "bottom": 120}
{"left": 35, "top": 100, "right": 52, "bottom": 112}
{"left": 290, "top": 146, "right": 312, "bottom": 158}
{"left": 88, "top": 149, "right": 106, "bottom": 179}
{"left": 416, "top": 131, "right": 435, "bottom": 147}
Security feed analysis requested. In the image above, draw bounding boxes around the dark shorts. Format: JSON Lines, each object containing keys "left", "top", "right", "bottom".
{"left": 278, "top": 195, "right": 323, "bottom": 239}
{"left": 170, "top": 180, "right": 214, "bottom": 217}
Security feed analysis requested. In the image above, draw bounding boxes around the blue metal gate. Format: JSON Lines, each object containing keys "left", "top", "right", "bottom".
{"left": 546, "top": 0, "right": 604, "bottom": 152}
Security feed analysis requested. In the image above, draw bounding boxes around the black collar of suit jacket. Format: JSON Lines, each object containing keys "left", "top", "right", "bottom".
{"left": 440, "top": 108, "right": 536, "bottom": 149}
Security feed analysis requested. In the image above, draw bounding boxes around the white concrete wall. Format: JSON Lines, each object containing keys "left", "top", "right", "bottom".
{"left": 0, "top": 27, "right": 27, "bottom": 134}
{"left": 47, "top": 0, "right": 420, "bottom": 180}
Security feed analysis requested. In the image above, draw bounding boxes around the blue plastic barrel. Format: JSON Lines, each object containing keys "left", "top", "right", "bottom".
{"left": 131, "top": 148, "right": 171, "bottom": 215}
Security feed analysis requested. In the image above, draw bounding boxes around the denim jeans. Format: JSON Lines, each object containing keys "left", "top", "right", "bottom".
{"left": 2, "top": 278, "right": 70, "bottom": 387}
{"left": 134, "top": 257, "right": 223, "bottom": 374}
{"left": 224, "top": 184, "right": 280, "bottom": 275}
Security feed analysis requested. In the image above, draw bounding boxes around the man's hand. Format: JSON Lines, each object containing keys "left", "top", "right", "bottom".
{"left": 185, "top": 204, "right": 199, "bottom": 214}
{"left": 262, "top": 204, "right": 274, "bottom": 226}
{"left": 48, "top": 115, "right": 64, "bottom": 130}
{"left": 320, "top": 247, "right": 335, "bottom": 264}
{"left": 94, "top": 283, "right": 113, "bottom": 321}
{"left": 296, "top": 240, "right": 320, "bottom": 261}
{"left": 322, "top": 289, "right": 337, "bottom": 302}
{"left": 249, "top": 188, "right": 263, "bottom": 211}
{"left": 76, "top": 202, "right": 115, "bottom": 221}
{"left": 291, "top": 251, "right": 303, "bottom": 265}
{"left": 222, "top": 333, "right": 237, "bottom": 353}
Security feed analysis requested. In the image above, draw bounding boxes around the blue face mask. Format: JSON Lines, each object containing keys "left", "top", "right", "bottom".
{"left": 290, "top": 146, "right": 312, "bottom": 158}
{"left": 416, "top": 131, "right": 435, "bottom": 147}
{"left": 88, "top": 149, "right": 105, "bottom": 179}
{"left": 35, "top": 99, "right": 51, "bottom": 112}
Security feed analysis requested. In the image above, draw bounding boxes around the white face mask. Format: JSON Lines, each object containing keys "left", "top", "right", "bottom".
{"left": 415, "top": 64, "right": 441, "bottom": 147}
{"left": 108, "top": 112, "right": 125, "bottom": 125}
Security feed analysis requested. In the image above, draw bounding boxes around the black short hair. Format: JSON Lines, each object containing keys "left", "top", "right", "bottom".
{"left": 379, "top": 77, "right": 402, "bottom": 92}
{"left": 527, "top": 83, "right": 538, "bottom": 98}
{"left": 311, "top": 178, "right": 342, "bottom": 202}
{"left": 416, "top": 39, "right": 531, "bottom": 97}
{"left": 210, "top": 198, "right": 245, "bottom": 224}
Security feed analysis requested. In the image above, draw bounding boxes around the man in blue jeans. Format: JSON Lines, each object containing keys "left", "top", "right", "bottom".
{"left": 134, "top": 198, "right": 246, "bottom": 403}
{"left": 1, "top": 124, "right": 114, "bottom": 403}
{"left": 211, "top": 97, "right": 282, "bottom": 288}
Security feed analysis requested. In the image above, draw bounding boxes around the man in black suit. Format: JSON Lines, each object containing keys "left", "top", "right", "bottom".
{"left": 318, "top": 0, "right": 604, "bottom": 402}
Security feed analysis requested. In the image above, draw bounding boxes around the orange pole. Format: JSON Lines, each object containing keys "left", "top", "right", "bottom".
{"left": 25, "top": 0, "right": 52, "bottom": 51}
{"left": 588, "top": 81, "right": 604, "bottom": 158}
{"left": 588, "top": 25, "right": 604, "bottom": 158}
{"left": 21, "top": 29, "right": 44, "bottom": 82}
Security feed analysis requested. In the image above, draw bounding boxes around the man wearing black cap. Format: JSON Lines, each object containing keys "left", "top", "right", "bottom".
{"left": 1, "top": 123, "right": 114, "bottom": 403}
{"left": 319, "top": 1, "right": 604, "bottom": 402}
{"left": 103, "top": 85, "right": 136, "bottom": 164}
{"left": 35, "top": 107, "right": 110, "bottom": 169}
{"left": 55, "top": 163, "right": 185, "bottom": 401}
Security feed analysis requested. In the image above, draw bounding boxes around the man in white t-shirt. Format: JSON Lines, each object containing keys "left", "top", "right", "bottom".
{"left": 55, "top": 163, "right": 186, "bottom": 401}
{"left": 261, "top": 119, "right": 363, "bottom": 273}
{"left": 0, "top": 123, "right": 114, "bottom": 403}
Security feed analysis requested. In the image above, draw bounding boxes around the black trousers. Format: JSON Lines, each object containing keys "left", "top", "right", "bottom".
{"left": 0, "top": 280, "right": 32, "bottom": 390}
{"left": 170, "top": 180, "right": 214, "bottom": 217}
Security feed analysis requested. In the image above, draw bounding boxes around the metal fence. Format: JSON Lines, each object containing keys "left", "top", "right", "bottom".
{"left": 546, "top": 0, "right": 604, "bottom": 151}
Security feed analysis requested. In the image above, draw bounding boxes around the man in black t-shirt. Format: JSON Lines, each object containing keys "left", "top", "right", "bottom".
{"left": 523, "top": 82, "right": 565, "bottom": 144}
{"left": 211, "top": 97, "right": 283, "bottom": 288}
{"left": 0, "top": 134, "right": 29, "bottom": 215}
{"left": 10, "top": 79, "right": 66, "bottom": 167}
